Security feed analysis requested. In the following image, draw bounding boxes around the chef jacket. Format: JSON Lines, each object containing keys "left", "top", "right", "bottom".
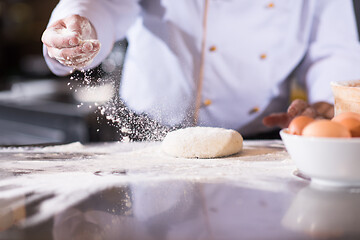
{"left": 44, "top": 0, "right": 360, "bottom": 136}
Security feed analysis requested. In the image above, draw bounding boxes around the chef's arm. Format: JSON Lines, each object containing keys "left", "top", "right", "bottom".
{"left": 263, "top": 0, "right": 360, "bottom": 128}
{"left": 42, "top": 0, "right": 141, "bottom": 76}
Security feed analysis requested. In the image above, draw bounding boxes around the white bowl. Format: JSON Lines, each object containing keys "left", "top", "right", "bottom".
{"left": 280, "top": 129, "right": 360, "bottom": 187}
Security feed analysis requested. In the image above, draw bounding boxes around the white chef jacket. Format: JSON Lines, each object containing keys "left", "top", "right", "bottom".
{"left": 44, "top": 0, "right": 360, "bottom": 136}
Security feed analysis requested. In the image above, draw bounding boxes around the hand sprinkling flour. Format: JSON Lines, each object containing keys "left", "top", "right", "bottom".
{"left": 42, "top": 14, "right": 101, "bottom": 69}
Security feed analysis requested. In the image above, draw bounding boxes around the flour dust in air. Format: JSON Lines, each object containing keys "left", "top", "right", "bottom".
{"left": 68, "top": 69, "right": 169, "bottom": 142}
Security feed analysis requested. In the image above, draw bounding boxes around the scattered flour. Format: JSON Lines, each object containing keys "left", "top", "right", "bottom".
{"left": 68, "top": 69, "right": 169, "bottom": 141}
{"left": 0, "top": 140, "right": 301, "bottom": 226}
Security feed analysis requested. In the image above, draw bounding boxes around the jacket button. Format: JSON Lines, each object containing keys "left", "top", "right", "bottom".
{"left": 267, "top": 2, "right": 275, "bottom": 8}
{"left": 209, "top": 46, "right": 217, "bottom": 52}
{"left": 203, "top": 99, "right": 212, "bottom": 106}
{"left": 260, "top": 53, "right": 267, "bottom": 60}
{"left": 249, "top": 106, "right": 260, "bottom": 114}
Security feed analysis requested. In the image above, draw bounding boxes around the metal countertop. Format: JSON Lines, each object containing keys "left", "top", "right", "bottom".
{"left": 0, "top": 140, "right": 358, "bottom": 240}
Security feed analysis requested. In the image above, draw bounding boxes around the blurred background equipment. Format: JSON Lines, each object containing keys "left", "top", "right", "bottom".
{"left": 0, "top": 0, "right": 128, "bottom": 145}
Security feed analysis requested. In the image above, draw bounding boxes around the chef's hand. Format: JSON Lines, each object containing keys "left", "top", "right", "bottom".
{"left": 41, "top": 14, "right": 100, "bottom": 69}
{"left": 262, "top": 99, "right": 334, "bottom": 128}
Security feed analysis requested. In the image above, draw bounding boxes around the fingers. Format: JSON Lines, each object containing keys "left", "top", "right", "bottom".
{"left": 61, "top": 51, "right": 98, "bottom": 68}
{"left": 64, "top": 15, "right": 84, "bottom": 34}
{"left": 300, "top": 107, "right": 316, "bottom": 118}
{"left": 47, "top": 40, "right": 100, "bottom": 68}
{"left": 263, "top": 99, "right": 335, "bottom": 129}
{"left": 262, "top": 99, "right": 307, "bottom": 128}
{"left": 47, "top": 41, "right": 99, "bottom": 60}
{"left": 311, "top": 101, "right": 334, "bottom": 119}
{"left": 42, "top": 28, "right": 80, "bottom": 49}
{"left": 325, "top": 107, "right": 334, "bottom": 119}
{"left": 42, "top": 20, "right": 80, "bottom": 49}
{"left": 42, "top": 14, "right": 97, "bottom": 50}
{"left": 42, "top": 14, "right": 100, "bottom": 69}
{"left": 263, "top": 99, "right": 312, "bottom": 129}
{"left": 65, "top": 15, "right": 95, "bottom": 37}
{"left": 262, "top": 113, "right": 291, "bottom": 128}
{"left": 287, "top": 99, "right": 309, "bottom": 118}
{"left": 288, "top": 99, "right": 333, "bottom": 119}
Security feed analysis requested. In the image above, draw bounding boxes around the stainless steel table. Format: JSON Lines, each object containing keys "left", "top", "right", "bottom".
{"left": 0, "top": 140, "right": 358, "bottom": 240}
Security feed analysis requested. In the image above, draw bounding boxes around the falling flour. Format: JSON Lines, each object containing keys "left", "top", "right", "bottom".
{"left": 0, "top": 140, "right": 300, "bottom": 226}
{"left": 68, "top": 69, "right": 170, "bottom": 141}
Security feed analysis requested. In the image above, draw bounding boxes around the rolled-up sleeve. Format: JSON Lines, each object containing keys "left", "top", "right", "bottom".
{"left": 297, "top": 0, "right": 360, "bottom": 104}
{"left": 43, "top": 0, "right": 140, "bottom": 76}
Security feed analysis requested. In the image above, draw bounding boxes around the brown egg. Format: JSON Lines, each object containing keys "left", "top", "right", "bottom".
{"left": 288, "top": 116, "right": 315, "bottom": 135}
{"left": 336, "top": 117, "right": 360, "bottom": 137}
{"left": 332, "top": 112, "right": 360, "bottom": 122}
{"left": 302, "top": 119, "right": 351, "bottom": 138}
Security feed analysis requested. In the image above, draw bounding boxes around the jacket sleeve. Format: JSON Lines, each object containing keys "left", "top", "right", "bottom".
{"left": 297, "top": 0, "right": 360, "bottom": 104}
{"left": 43, "top": 0, "right": 141, "bottom": 76}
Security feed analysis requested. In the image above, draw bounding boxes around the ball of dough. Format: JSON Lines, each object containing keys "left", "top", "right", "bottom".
{"left": 162, "top": 127, "right": 243, "bottom": 158}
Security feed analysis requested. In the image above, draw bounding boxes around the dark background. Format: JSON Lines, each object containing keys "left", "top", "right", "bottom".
{"left": 0, "top": 0, "right": 58, "bottom": 83}
{"left": 0, "top": 0, "right": 128, "bottom": 145}
{"left": 355, "top": 0, "right": 360, "bottom": 40}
